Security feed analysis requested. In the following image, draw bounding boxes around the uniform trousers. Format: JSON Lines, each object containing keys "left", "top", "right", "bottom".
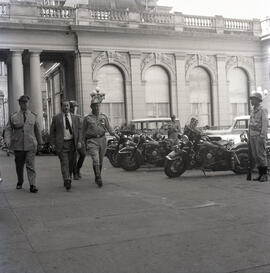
{"left": 14, "top": 150, "right": 36, "bottom": 186}
{"left": 250, "top": 135, "right": 268, "bottom": 167}
{"left": 86, "top": 136, "right": 107, "bottom": 166}
{"left": 57, "top": 140, "right": 75, "bottom": 181}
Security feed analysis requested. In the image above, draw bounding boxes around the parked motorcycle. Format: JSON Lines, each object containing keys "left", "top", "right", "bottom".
{"left": 106, "top": 130, "right": 134, "bottom": 167}
{"left": 164, "top": 119, "right": 249, "bottom": 178}
{"left": 118, "top": 133, "right": 173, "bottom": 171}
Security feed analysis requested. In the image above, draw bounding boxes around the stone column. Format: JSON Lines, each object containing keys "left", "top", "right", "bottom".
{"left": 216, "top": 55, "right": 229, "bottom": 126}
{"left": 130, "top": 51, "right": 145, "bottom": 119}
{"left": 29, "top": 51, "right": 43, "bottom": 128}
{"left": 7, "top": 61, "right": 14, "bottom": 115}
{"left": 11, "top": 50, "right": 24, "bottom": 112}
{"left": 78, "top": 51, "right": 93, "bottom": 116}
{"left": 74, "top": 51, "right": 85, "bottom": 115}
{"left": 175, "top": 53, "right": 187, "bottom": 128}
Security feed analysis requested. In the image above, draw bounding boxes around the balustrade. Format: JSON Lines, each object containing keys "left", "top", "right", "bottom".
{"left": 89, "top": 9, "right": 129, "bottom": 22}
{"left": 0, "top": 1, "right": 265, "bottom": 36}
{"left": 0, "top": 3, "right": 9, "bottom": 16}
{"left": 40, "top": 6, "right": 75, "bottom": 19}
{"left": 140, "top": 12, "right": 174, "bottom": 24}
{"left": 184, "top": 15, "right": 215, "bottom": 28}
{"left": 224, "top": 19, "right": 252, "bottom": 31}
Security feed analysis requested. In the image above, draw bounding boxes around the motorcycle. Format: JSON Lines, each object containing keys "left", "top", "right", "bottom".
{"left": 164, "top": 119, "right": 249, "bottom": 178}
{"left": 118, "top": 132, "right": 173, "bottom": 171}
{"left": 106, "top": 130, "right": 134, "bottom": 167}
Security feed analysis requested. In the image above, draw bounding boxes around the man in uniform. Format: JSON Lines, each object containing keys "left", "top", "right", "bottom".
{"left": 82, "top": 88, "right": 118, "bottom": 188}
{"left": 167, "top": 115, "right": 181, "bottom": 143}
{"left": 50, "top": 100, "right": 82, "bottom": 191}
{"left": 70, "top": 100, "right": 86, "bottom": 180}
{"left": 5, "top": 95, "right": 42, "bottom": 193}
{"left": 249, "top": 92, "right": 268, "bottom": 182}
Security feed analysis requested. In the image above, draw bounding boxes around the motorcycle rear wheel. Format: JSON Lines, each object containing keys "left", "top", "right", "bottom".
{"left": 120, "top": 152, "right": 141, "bottom": 171}
{"left": 164, "top": 158, "right": 186, "bottom": 178}
{"left": 107, "top": 151, "right": 120, "bottom": 168}
{"left": 233, "top": 151, "right": 251, "bottom": 174}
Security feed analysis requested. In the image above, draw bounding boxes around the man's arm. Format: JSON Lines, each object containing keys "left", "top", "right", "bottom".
{"left": 261, "top": 108, "right": 268, "bottom": 138}
{"left": 4, "top": 117, "right": 12, "bottom": 147}
{"left": 34, "top": 119, "right": 42, "bottom": 145}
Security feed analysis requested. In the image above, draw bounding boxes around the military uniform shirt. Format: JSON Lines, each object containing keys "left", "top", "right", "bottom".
{"left": 83, "top": 113, "right": 113, "bottom": 139}
{"left": 5, "top": 109, "right": 42, "bottom": 151}
{"left": 249, "top": 105, "right": 268, "bottom": 138}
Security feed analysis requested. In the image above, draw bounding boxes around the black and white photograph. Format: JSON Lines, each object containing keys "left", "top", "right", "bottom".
{"left": 0, "top": 0, "right": 270, "bottom": 272}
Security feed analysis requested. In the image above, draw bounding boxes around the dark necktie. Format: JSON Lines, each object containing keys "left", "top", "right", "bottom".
{"left": 23, "top": 112, "right": 26, "bottom": 123}
{"left": 65, "top": 113, "right": 73, "bottom": 135}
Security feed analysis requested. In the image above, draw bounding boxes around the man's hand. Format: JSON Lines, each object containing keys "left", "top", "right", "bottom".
{"left": 77, "top": 142, "right": 82, "bottom": 150}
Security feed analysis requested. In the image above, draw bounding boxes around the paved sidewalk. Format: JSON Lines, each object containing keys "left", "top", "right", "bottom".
{"left": 1, "top": 151, "right": 270, "bottom": 273}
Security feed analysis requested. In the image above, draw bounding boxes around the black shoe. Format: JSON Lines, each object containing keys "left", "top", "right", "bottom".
{"left": 77, "top": 169, "right": 82, "bottom": 179}
{"left": 30, "top": 185, "right": 38, "bottom": 193}
{"left": 74, "top": 173, "right": 80, "bottom": 180}
{"left": 64, "top": 180, "right": 71, "bottom": 191}
{"left": 95, "top": 177, "right": 103, "bottom": 188}
{"left": 16, "top": 183, "right": 23, "bottom": 189}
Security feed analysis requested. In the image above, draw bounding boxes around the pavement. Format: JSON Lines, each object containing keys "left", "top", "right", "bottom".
{"left": 1, "top": 151, "right": 270, "bottom": 273}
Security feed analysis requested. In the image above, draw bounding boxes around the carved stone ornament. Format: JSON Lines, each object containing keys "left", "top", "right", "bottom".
{"left": 141, "top": 52, "right": 175, "bottom": 74}
{"left": 92, "top": 51, "right": 130, "bottom": 75}
{"left": 185, "top": 54, "right": 217, "bottom": 81}
{"left": 226, "top": 56, "right": 254, "bottom": 81}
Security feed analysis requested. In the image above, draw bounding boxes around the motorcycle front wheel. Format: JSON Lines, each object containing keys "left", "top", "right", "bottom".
{"left": 233, "top": 151, "right": 251, "bottom": 174}
{"left": 107, "top": 151, "right": 120, "bottom": 168}
{"left": 164, "top": 157, "right": 186, "bottom": 178}
{"left": 119, "top": 152, "right": 141, "bottom": 171}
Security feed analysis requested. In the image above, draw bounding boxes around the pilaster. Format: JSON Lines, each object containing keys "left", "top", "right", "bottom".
{"left": 130, "top": 51, "right": 145, "bottom": 119}
{"left": 175, "top": 53, "right": 187, "bottom": 128}
{"left": 216, "top": 54, "right": 229, "bottom": 126}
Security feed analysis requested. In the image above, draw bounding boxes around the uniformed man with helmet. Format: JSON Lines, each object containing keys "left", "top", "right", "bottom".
{"left": 4, "top": 95, "right": 42, "bottom": 193}
{"left": 249, "top": 92, "right": 268, "bottom": 182}
{"left": 82, "top": 88, "right": 118, "bottom": 187}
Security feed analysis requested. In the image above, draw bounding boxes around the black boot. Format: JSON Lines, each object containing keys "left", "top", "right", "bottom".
{"left": 93, "top": 165, "right": 102, "bottom": 188}
{"left": 260, "top": 166, "right": 268, "bottom": 182}
{"left": 253, "top": 167, "right": 262, "bottom": 181}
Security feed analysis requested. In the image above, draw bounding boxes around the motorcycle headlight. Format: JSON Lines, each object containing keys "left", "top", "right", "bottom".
{"left": 181, "top": 135, "right": 189, "bottom": 145}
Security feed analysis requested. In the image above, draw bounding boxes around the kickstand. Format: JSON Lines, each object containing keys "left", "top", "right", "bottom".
{"left": 201, "top": 169, "right": 206, "bottom": 176}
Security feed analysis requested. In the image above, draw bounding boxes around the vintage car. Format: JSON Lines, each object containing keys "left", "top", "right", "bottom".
{"left": 130, "top": 117, "right": 181, "bottom": 137}
{"left": 206, "top": 115, "right": 270, "bottom": 144}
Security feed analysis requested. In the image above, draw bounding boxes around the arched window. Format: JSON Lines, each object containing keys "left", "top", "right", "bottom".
{"left": 145, "top": 65, "right": 170, "bottom": 118}
{"left": 96, "top": 65, "right": 125, "bottom": 127}
{"left": 227, "top": 67, "right": 248, "bottom": 121}
{"left": 189, "top": 67, "right": 212, "bottom": 126}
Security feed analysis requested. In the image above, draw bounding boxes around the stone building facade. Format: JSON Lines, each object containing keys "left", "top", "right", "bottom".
{"left": 0, "top": 0, "right": 269, "bottom": 129}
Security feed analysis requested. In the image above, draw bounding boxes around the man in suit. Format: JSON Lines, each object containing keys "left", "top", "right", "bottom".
{"left": 5, "top": 95, "right": 42, "bottom": 193}
{"left": 50, "top": 100, "right": 82, "bottom": 190}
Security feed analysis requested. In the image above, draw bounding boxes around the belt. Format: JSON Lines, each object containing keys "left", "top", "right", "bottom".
{"left": 87, "top": 134, "right": 105, "bottom": 139}
{"left": 64, "top": 139, "right": 74, "bottom": 142}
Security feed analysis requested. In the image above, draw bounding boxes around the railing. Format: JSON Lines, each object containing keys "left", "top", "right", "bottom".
{"left": 40, "top": 5, "right": 75, "bottom": 19}
{"left": 0, "top": 3, "right": 9, "bottom": 16}
{"left": 184, "top": 15, "right": 215, "bottom": 29}
{"left": 261, "top": 17, "right": 270, "bottom": 36}
{"left": 224, "top": 18, "right": 252, "bottom": 31}
{"left": 89, "top": 9, "right": 129, "bottom": 22}
{"left": 141, "top": 12, "right": 174, "bottom": 24}
{"left": 0, "top": 2, "right": 263, "bottom": 36}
